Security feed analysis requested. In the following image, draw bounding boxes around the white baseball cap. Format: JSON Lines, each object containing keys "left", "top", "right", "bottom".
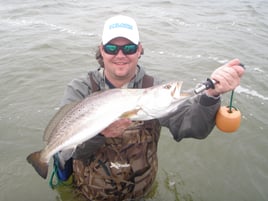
{"left": 102, "top": 15, "right": 140, "bottom": 45}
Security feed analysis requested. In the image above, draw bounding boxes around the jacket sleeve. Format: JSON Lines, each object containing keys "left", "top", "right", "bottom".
{"left": 60, "top": 76, "right": 106, "bottom": 159}
{"left": 159, "top": 93, "right": 221, "bottom": 142}
{"left": 60, "top": 77, "right": 92, "bottom": 106}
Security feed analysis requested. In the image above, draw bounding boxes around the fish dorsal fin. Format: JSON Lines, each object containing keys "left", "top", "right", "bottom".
{"left": 43, "top": 101, "right": 80, "bottom": 144}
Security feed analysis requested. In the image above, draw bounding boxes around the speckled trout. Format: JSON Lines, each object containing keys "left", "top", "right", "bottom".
{"left": 27, "top": 81, "right": 190, "bottom": 179}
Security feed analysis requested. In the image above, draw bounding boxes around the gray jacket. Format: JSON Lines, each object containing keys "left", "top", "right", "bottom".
{"left": 60, "top": 66, "right": 220, "bottom": 158}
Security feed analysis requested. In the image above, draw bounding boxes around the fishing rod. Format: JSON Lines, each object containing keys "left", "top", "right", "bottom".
{"left": 194, "top": 63, "right": 245, "bottom": 133}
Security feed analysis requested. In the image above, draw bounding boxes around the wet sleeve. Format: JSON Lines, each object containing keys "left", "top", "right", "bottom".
{"left": 159, "top": 93, "right": 221, "bottom": 142}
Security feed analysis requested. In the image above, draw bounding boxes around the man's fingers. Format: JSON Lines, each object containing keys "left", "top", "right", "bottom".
{"left": 225, "top": 58, "right": 240, "bottom": 67}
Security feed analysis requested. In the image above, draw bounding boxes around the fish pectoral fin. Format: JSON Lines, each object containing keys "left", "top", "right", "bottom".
{"left": 119, "top": 108, "right": 141, "bottom": 119}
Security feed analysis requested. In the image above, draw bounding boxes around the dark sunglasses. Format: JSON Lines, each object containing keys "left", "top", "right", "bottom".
{"left": 103, "top": 44, "right": 138, "bottom": 55}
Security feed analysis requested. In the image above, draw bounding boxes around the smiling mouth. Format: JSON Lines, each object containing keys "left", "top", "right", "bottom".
{"left": 114, "top": 62, "right": 128, "bottom": 65}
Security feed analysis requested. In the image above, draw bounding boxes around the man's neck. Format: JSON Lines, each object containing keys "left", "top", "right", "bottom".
{"left": 104, "top": 69, "right": 137, "bottom": 88}
{"left": 105, "top": 77, "right": 132, "bottom": 88}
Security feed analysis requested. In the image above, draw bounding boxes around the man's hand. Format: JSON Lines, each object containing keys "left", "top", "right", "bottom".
{"left": 101, "top": 118, "right": 132, "bottom": 138}
{"left": 206, "top": 58, "right": 245, "bottom": 97}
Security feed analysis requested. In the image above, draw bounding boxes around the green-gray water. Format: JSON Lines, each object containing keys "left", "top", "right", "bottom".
{"left": 1, "top": 1, "right": 267, "bottom": 200}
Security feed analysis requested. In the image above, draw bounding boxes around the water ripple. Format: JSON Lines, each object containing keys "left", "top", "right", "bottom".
{"left": 0, "top": 18, "right": 96, "bottom": 37}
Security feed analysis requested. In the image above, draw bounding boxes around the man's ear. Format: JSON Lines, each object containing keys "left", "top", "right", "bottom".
{"left": 138, "top": 43, "right": 144, "bottom": 59}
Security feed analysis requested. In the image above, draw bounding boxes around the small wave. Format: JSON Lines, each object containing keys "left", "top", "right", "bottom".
{"left": 167, "top": 17, "right": 263, "bottom": 38}
{"left": 152, "top": 51, "right": 231, "bottom": 64}
{"left": 236, "top": 85, "right": 268, "bottom": 101}
{"left": 1, "top": 18, "right": 95, "bottom": 37}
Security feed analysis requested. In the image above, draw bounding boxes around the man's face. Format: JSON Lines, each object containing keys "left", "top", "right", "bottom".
{"left": 100, "top": 37, "right": 143, "bottom": 82}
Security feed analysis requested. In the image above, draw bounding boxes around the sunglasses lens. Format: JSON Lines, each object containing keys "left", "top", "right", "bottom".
{"left": 104, "top": 44, "right": 138, "bottom": 55}
{"left": 104, "top": 44, "right": 119, "bottom": 55}
{"left": 122, "top": 44, "right": 138, "bottom": 55}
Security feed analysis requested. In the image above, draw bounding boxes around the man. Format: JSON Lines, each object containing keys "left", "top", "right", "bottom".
{"left": 54, "top": 15, "right": 245, "bottom": 201}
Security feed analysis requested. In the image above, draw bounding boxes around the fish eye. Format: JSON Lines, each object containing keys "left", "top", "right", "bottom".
{"left": 163, "top": 84, "right": 172, "bottom": 89}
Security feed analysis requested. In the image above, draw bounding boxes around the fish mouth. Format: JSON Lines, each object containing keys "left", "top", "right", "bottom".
{"left": 171, "top": 84, "right": 177, "bottom": 97}
{"left": 171, "top": 81, "right": 183, "bottom": 98}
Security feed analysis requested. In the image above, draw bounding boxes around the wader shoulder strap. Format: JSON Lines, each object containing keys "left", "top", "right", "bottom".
{"left": 88, "top": 71, "right": 100, "bottom": 93}
{"left": 142, "top": 74, "right": 154, "bottom": 88}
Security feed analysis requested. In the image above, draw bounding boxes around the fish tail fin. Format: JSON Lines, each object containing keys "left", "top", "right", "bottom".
{"left": 26, "top": 151, "right": 48, "bottom": 179}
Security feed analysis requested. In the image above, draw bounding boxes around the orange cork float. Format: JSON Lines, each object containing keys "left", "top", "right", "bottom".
{"left": 216, "top": 106, "right": 241, "bottom": 133}
{"left": 216, "top": 90, "right": 242, "bottom": 133}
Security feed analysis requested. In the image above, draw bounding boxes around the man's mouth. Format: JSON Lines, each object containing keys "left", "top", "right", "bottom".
{"left": 114, "top": 62, "right": 127, "bottom": 65}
